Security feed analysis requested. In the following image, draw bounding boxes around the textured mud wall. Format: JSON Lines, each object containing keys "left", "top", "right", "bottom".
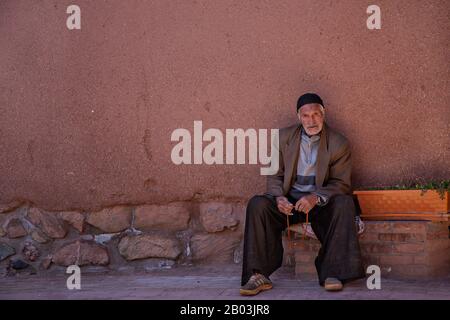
{"left": 1, "top": 0, "right": 449, "bottom": 211}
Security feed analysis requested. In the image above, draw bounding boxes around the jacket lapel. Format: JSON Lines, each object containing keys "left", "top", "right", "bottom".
{"left": 285, "top": 125, "right": 302, "bottom": 187}
{"left": 315, "top": 123, "right": 330, "bottom": 188}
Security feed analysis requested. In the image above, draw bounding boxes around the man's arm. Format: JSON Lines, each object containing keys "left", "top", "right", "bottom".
{"left": 265, "top": 137, "right": 285, "bottom": 197}
{"left": 265, "top": 140, "right": 296, "bottom": 215}
{"left": 313, "top": 140, "right": 352, "bottom": 205}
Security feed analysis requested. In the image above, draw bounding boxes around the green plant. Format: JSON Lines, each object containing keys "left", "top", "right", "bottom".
{"left": 359, "top": 179, "right": 450, "bottom": 200}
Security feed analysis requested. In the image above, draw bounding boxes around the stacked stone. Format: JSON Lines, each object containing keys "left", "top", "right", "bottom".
{"left": 0, "top": 200, "right": 246, "bottom": 275}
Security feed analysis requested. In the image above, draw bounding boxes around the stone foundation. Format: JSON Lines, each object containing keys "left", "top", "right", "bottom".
{"left": 1, "top": 201, "right": 449, "bottom": 280}
{"left": 0, "top": 201, "right": 246, "bottom": 275}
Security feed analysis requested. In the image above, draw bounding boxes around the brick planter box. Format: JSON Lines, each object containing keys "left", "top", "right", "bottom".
{"left": 284, "top": 221, "right": 450, "bottom": 279}
{"left": 354, "top": 190, "right": 449, "bottom": 221}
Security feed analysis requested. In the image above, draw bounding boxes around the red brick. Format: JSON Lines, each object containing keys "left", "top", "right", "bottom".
{"left": 295, "top": 253, "right": 315, "bottom": 263}
{"left": 361, "top": 255, "right": 380, "bottom": 268}
{"left": 282, "top": 239, "right": 296, "bottom": 254}
{"left": 378, "top": 233, "right": 425, "bottom": 242}
{"left": 391, "top": 222, "right": 426, "bottom": 233}
{"left": 379, "top": 255, "right": 414, "bottom": 266}
{"left": 364, "top": 222, "right": 392, "bottom": 233}
{"left": 394, "top": 243, "right": 425, "bottom": 254}
{"left": 424, "top": 252, "right": 450, "bottom": 266}
{"left": 358, "top": 232, "right": 379, "bottom": 242}
{"left": 385, "top": 265, "right": 429, "bottom": 278}
{"left": 426, "top": 230, "right": 449, "bottom": 240}
{"left": 292, "top": 220, "right": 449, "bottom": 280}
{"left": 425, "top": 239, "right": 449, "bottom": 253}
{"left": 414, "top": 253, "right": 450, "bottom": 270}
{"left": 291, "top": 240, "right": 320, "bottom": 252}
{"left": 295, "top": 263, "right": 317, "bottom": 275}
{"left": 425, "top": 222, "right": 449, "bottom": 240}
{"left": 412, "top": 255, "right": 428, "bottom": 265}
{"left": 427, "top": 264, "right": 450, "bottom": 277}
{"left": 283, "top": 254, "right": 295, "bottom": 267}
{"left": 426, "top": 222, "right": 449, "bottom": 233}
{"left": 360, "top": 243, "right": 394, "bottom": 254}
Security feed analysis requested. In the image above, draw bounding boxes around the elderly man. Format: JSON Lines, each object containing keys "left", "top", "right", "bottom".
{"left": 240, "top": 93, "right": 365, "bottom": 295}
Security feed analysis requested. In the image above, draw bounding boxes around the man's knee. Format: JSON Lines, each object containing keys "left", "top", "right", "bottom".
{"left": 247, "top": 195, "right": 273, "bottom": 216}
{"left": 329, "top": 195, "right": 355, "bottom": 215}
{"left": 331, "top": 194, "right": 353, "bottom": 205}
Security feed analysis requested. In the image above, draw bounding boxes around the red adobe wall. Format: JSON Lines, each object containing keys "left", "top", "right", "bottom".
{"left": 0, "top": 1, "right": 449, "bottom": 211}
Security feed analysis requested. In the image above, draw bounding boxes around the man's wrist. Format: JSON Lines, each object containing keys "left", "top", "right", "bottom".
{"left": 276, "top": 196, "right": 286, "bottom": 204}
{"left": 314, "top": 194, "right": 320, "bottom": 205}
{"left": 312, "top": 193, "right": 326, "bottom": 206}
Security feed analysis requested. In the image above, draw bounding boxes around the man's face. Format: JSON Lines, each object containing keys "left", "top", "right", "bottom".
{"left": 297, "top": 103, "right": 324, "bottom": 136}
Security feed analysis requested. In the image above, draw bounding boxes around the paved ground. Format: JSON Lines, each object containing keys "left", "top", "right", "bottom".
{"left": 0, "top": 264, "right": 449, "bottom": 300}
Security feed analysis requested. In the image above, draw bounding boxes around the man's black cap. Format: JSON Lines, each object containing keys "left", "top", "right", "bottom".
{"left": 297, "top": 93, "right": 324, "bottom": 112}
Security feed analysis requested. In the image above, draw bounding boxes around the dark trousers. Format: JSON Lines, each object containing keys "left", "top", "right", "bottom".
{"left": 241, "top": 194, "right": 365, "bottom": 286}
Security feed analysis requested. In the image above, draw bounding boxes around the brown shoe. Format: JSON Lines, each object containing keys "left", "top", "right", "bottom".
{"left": 240, "top": 273, "right": 273, "bottom": 296}
{"left": 324, "top": 277, "right": 343, "bottom": 291}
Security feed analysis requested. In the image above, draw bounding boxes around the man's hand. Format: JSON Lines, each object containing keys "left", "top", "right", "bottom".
{"left": 276, "top": 196, "right": 294, "bottom": 215}
{"left": 295, "top": 194, "right": 319, "bottom": 214}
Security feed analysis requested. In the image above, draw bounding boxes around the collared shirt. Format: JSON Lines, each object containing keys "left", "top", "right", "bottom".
{"left": 289, "top": 128, "right": 328, "bottom": 205}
